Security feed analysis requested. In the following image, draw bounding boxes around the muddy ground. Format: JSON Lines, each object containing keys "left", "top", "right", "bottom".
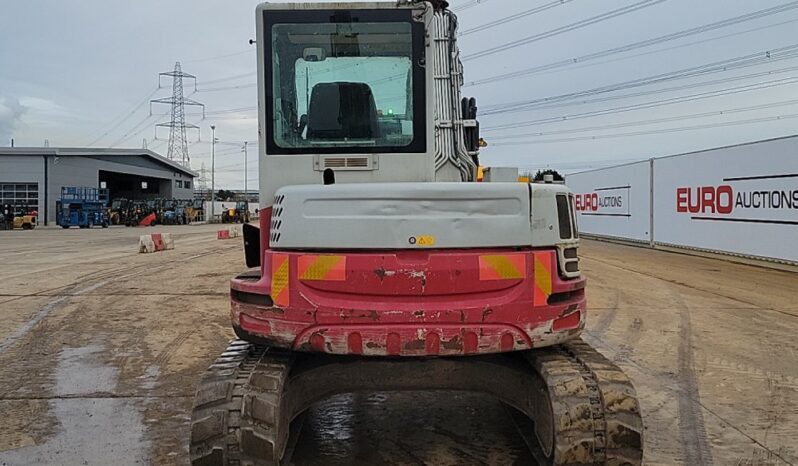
{"left": 0, "top": 225, "right": 796, "bottom": 465}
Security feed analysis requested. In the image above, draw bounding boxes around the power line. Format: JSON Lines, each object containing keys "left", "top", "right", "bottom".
{"left": 183, "top": 49, "right": 252, "bottom": 64}
{"left": 488, "top": 63, "right": 798, "bottom": 117}
{"left": 462, "top": 0, "right": 668, "bottom": 61}
{"left": 490, "top": 112, "right": 798, "bottom": 146}
{"left": 459, "top": 0, "right": 575, "bottom": 36}
{"left": 108, "top": 114, "right": 158, "bottom": 148}
{"left": 86, "top": 86, "right": 159, "bottom": 147}
{"left": 481, "top": 43, "right": 798, "bottom": 115}
{"left": 196, "top": 72, "right": 255, "bottom": 87}
{"left": 451, "top": 0, "right": 490, "bottom": 13}
{"left": 196, "top": 82, "right": 257, "bottom": 93}
{"left": 483, "top": 75, "right": 798, "bottom": 131}
{"left": 515, "top": 157, "right": 648, "bottom": 171}
{"left": 465, "top": 2, "right": 798, "bottom": 86}
{"left": 489, "top": 98, "right": 798, "bottom": 140}
{"left": 192, "top": 147, "right": 241, "bottom": 157}
{"left": 187, "top": 106, "right": 257, "bottom": 116}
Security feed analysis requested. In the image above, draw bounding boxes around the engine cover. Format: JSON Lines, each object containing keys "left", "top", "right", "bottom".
{"left": 269, "top": 182, "right": 537, "bottom": 250}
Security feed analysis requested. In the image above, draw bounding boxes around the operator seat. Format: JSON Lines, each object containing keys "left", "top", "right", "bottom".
{"left": 306, "top": 82, "right": 381, "bottom": 140}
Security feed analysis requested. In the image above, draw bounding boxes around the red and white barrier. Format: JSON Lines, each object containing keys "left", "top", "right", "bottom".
{"left": 217, "top": 226, "right": 241, "bottom": 240}
{"left": 139, "top": 233, "right": 175, "bottom": 253}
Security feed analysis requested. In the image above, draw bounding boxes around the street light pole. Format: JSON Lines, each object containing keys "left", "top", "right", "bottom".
{"left": 210, "top": 125, "right": 216, "bottom": 223}
{"left": 242, "top": 141, "right": 248, "bottom": 199}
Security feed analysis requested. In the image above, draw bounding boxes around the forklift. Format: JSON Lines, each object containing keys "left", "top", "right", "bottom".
{"left": 185, "top": 198, "right": 205, "bottom": 223}
{"left": 108, "top": 198, "right": 130, "bottom": 225}
{"left": 13, "top": 208, "right": 37, "bottom": 230}
{"left": 125, "top": 201, "right": 147, "bottom": 227}
{"left": 1, "top": 204, "right": 37, "bottom": 230}
{"left": 0, "top": 204, "right": 38, "bottom": 230}
{"left": 221, "top": 200, "right": 250, "bottom": 223}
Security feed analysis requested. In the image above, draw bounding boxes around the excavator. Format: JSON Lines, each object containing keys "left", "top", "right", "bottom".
{"left": 189, "top": 2, "right": 643, "bottom": 465}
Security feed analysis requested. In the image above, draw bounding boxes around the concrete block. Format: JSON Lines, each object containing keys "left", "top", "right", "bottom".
{"left": 162, "top": 233, "right": 175, "bottom": 250}
{"left": 140, "top": 233, "right": 174, "bottom": 253}
{"left": 139, "top": 235, "right": 155, "bottom": 253}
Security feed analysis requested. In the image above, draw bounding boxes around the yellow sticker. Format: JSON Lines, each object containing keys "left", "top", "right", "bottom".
{"left": 409, "top": 235, "right": 436, "bottom": 247}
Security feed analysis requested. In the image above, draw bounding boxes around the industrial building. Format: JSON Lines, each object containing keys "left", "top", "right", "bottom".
{"left": 0, "top": 147, "right": 197, "bottom": 225}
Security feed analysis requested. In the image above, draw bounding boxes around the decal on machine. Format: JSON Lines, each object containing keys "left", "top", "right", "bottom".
{"left": 408, "top": 235, "right": 436, "bottom": 247}
{"left": 479, "top": 254, "right": 526, "bottom": 280}
{"left": 271, "top": 254, "right": 290, "bottom": 306}
{"left": 533, "top": 252, "right": 553, "bottom": 306}
{"left": 298, "top": 255, "right": 346, "bottom": 281}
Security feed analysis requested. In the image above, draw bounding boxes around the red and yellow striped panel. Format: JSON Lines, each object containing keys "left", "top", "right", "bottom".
{"left": 297, "top": 255, "right": 346, "bottom": 281}
{"left": 271, "top": 254, "right": 290, "bottom": 307}
{"left": 479, "top": 254, "right": 526, "bottom": 280}
{"left": 533, "top": 252, "right": 553, "bottom": 306}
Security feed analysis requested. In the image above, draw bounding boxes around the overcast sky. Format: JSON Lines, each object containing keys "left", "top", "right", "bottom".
{"left": 2, "top": 0, "right": 797, "bottom": 188}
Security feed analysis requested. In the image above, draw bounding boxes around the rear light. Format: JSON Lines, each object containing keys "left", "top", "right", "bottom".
{"left": 556, "top": 194, "right": 572, "bottom": 239}
{"left": 552, "top": 310, "right": 581, "bottom": 332}
{"left": 569, "top": 193, "right": 579, "bottom": 238}
{"left": 239, "top": 313, "right": 271, "bottom": 336}
{"left": 559, "top": 246, "right": 580, "bottom": 277}
{"left": 564, "top": 261, "right": 579, "bottom": 273}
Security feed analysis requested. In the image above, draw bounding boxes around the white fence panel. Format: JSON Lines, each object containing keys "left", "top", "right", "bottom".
{"left": 566, "top": 161, "right": 652, "bottom": 242}
{"left": 653, "top": 136, "right": 798, "bottom": 263}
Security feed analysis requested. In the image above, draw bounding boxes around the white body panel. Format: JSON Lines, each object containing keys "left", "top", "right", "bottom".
{"left": 269, "top": 182, "right": 576, "bottom": 250}
{"left": 484, "top": 167, "right": 520, "bottom": 182}
{"left": 270, "top": 182, "right": 531, "bottom": 249}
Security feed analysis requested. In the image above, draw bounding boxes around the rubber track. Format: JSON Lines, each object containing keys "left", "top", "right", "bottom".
{"left": 526, "top": 339, "right": 644, "bottom": 465}
{"left": 191, "top": 338, "right": 643, "bottom": 466}
{"left": 189, "top": 340, "right": 293, "bottom": 466}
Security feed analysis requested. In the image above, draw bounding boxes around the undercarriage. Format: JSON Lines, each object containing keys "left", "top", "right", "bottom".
{"left": 189, "top": 339, "right": 643, "bottom": 465}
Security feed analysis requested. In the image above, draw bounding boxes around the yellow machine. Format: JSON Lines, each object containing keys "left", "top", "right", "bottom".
{"left": 221, "top": 201, "right": 250, "bottom": 224}
{"left": 13, "top": 214, "right": 36, "bottom": 230}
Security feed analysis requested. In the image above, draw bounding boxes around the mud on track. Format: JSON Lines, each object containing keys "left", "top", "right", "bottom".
{"left": 1, "top": 228, "right": 797, "bottom": 465}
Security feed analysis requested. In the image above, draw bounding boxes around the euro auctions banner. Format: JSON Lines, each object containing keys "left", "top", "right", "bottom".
{"left": 566, "top": 161, "right": 652, "bottom": 242}
{"left": 654, "top": 136, "right": 798, "bottom": 263}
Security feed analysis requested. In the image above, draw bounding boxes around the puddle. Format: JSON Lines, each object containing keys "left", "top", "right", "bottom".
{"left": 291, "top": 391, "right": 531, "bottom": 465}
{"left": 0, "top": 345, "right": 149, "bottom": 465}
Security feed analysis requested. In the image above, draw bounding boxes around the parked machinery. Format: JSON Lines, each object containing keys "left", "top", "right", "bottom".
{"left": 107, "top": 198, "right": 130, "bottom": 225}
{"left": 174, "top": 201, "right": 188, "bottom": 225}
{"left": 56, "top": 187, "right": 108, "bottom": 229}
{"left": 160, "top": 199, "right": 178, "bottom": 225}
{"left": 185, "top": 198, "right": 205, "bottom": 224}
{"left": 0, "top": 204, "right": 34, "bottom": 230}
{"left": 12, "top": 210, "right": 37, "bottom": 230}
{"left": 221, "top": 200, "right": 250, "bottom": 224}
{"left": 0, "top": 204, "right": 12, "bottom": 230}
{"left": 124, "top": 201, "right": 145, "bottom": 227}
